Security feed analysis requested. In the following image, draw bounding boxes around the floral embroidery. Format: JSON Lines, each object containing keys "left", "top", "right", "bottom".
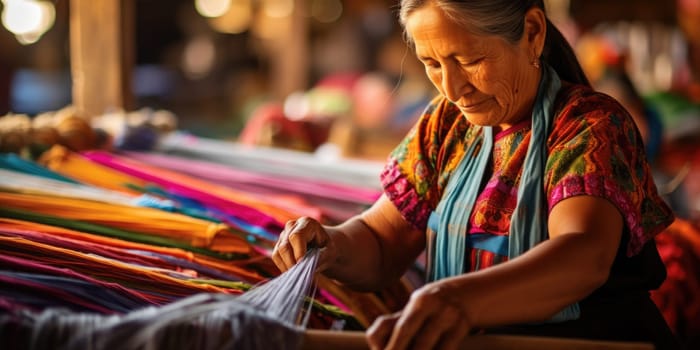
{"left": 380, "top": 84, "right": 673, "bottom": 268}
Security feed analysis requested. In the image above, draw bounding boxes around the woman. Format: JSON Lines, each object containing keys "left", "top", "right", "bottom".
{"left": 272, "top": 1, "right": 678, "bottom": 349}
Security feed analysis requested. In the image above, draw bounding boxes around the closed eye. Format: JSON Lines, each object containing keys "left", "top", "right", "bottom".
{"left": 422, "top": 60, "right": 441, "bottom": 70}
{"left": 458, "top": 57, "right": 483, "bottom": 66}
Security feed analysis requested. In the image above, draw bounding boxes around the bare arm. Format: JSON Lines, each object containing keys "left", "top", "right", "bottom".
{"left": 272, "top": 194, "right": 425, "bottom": 291}
{"left": 324, "top": 195, "right": 425, "bottom": 290}
{"left": 455, "top": 195, "right": 623, "bottom": 326}
{"left": 371, "top": 195, "right": 624, "bottom": 350}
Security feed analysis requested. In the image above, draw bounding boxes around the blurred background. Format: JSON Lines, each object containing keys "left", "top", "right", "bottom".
{"left": 0, "top": 2, "right": 690, "bottom": 122}
{"left": 0, "top": 0, "right": 698, "bottom": 214}
{"left": 0, "top": 3, "right": 686, "bottom": 125}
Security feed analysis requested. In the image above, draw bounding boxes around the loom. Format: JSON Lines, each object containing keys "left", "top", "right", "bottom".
{"left": 1, "top": 243, "right": 655, "bottom": 350}
{"left": 4, "top": 249, "right": 318, "bottom": 350}
{"left": 0, "top": 139, "right": 659, "bottom": 349}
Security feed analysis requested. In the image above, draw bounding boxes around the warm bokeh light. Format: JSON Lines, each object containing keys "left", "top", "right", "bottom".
{"left": 654, "top": 53, "right": 674, "bottom": 92}
{"left": 182, "top": 35, "right": 217, "bottom": 79}
{"left": 195, "top": 0, "right": 232, "bottom": 18}
{"left": 283, "top": 91, "right": 310, "bottom": 121}
{"left": 1, "top": 0, "right": 55, "bottom": 44}
{"left": 15, "top": 31, "right": 41, "bottom": 45}
{"left": 262, "top": 0, "right": 294, "bottom": 19}
{"left": 310, "top": 0, "right": 342, "bottom": 23}
{"left": 2, "top": 0, "right": 43, "bottom": 35}
{"left": 253, "top": 0, "right": 294, "bottom": 40}
{"left": 208, "top": 0, "right": 253, "bottom": 34}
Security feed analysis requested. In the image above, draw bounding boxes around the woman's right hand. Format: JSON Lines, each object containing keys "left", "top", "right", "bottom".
{"left": 271, "top": 216, "right": 337, "bottom": 273}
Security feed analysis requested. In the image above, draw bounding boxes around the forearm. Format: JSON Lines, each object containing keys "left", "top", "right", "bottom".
{"left": 322, "top": 217, "right": 387, "bottom": 291}
{"left": 444, "top": 232, "right": 612, "bottom": 328}
{"left": 321, "top": 196, "right": 425, "bottom": 291}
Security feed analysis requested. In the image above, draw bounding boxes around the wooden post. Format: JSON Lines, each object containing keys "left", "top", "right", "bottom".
{"left": 69, "top": 0, "right": 134, "bottom": 119}
{"left": 269, "top": 0, "right": 309, "bottom": 100}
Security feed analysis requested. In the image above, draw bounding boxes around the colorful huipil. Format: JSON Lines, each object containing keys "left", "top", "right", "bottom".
{"left": 381, "top": 83, "right": 674, "bottom": 274}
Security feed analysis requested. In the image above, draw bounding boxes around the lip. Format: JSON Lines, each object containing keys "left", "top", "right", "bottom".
{"left": 458, "top": 98, "right": 490, "bottom": 112}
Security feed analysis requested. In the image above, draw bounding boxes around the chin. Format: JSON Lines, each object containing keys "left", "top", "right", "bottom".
{"left": 462, "top": 111, "right": 496, "bottom": 127}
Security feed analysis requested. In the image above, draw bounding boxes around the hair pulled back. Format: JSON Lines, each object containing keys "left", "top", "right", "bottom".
{"left": 398, "top": 0, "right": 590, "bottom": 86}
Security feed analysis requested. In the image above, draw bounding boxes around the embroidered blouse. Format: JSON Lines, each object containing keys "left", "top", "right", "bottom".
{"left": 380, "top": 83, "right": 674, "bottom": 273}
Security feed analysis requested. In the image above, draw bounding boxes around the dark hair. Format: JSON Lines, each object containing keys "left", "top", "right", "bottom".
{"left": 398, "top": 0, "right": 590, "bottom": 86}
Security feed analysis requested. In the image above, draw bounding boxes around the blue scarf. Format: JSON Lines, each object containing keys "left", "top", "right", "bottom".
{"left": 431, "top": 64, "right": 579, "bottom": 322}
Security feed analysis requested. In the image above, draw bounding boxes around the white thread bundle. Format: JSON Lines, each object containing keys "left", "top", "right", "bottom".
{"left": 238, "top": 247, "right": 319, "bottom": 327}
{"left": 18, "top": 248, "right": 321, "bottom": 350}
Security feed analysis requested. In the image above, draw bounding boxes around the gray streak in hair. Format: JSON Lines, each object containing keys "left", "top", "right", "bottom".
{"left": 399, "top": 0, "right": 543, "bottom": 44}
{"left": 397, "top": 0, "right": 591, "bottom": 86}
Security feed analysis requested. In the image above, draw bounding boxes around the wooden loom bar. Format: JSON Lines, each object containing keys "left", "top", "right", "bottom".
{"left": 300, "top": 330, "right": 655, "bottom": 350}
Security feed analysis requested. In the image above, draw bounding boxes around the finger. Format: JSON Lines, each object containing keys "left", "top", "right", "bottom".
{"left": 276, "top": 219, "right": 303, "bottom": 266}
{"left": 284, "top": 219, "right": 297, "bottom": 230}
{"left": 271, "top": 249, "right": 289, "bottom": 272}
{"left": 271, "top": 226, "right": 288, "bottom": 272}
{"left": 408, "top": 313, "right": 445, "bottom": 350}
{"left": 273, "top": 219, "right": 297, "bottom": 252}
{"left": 367, "top": 312, "right": 400, "bottom": 350}
{"left": 385, "top": 306, "right": 430, "bottom": 350}
{"left": 436, "top": 318, "right": 472, "bottom": 350}
{"left": 276, "top": 238, "right": 298, "bottom": 270}
{"left": 409, "top": 303, "right": 464, "bottom": 350}
{"left": 289, "top": 218, "right": 312, "bottom": 261}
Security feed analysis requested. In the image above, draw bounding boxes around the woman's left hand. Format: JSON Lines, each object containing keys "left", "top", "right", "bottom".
{"left": 366, "top": 282, "right": 473, "bottom": 350}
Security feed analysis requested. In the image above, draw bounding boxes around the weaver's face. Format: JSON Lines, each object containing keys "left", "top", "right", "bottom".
{"left": 405, "top": 3, "right": 541, "bottom": 131}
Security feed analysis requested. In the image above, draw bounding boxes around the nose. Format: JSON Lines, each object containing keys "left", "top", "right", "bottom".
{"left": 441, "top": 64, "right": 470, "bottom": 103}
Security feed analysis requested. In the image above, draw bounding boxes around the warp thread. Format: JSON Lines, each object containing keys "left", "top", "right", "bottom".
{"left": 7, "top": 249, "right": 321, "bottom": 350}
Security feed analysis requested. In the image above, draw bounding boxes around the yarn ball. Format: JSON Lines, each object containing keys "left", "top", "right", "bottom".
{"left": 56, "top": 116, "right": 97, "bottom": 151}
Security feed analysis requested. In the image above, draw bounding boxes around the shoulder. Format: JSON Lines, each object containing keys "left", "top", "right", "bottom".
{"left": 544, "top": 84, "right": 673, "bottom": 256}
{"left": 550, "top": 83, "right": 639, "bottom": 144}
{"left": 553, "top": 83, "right": 631, "bottom": 124}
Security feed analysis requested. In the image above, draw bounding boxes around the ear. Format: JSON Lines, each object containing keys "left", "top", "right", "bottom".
{"left": 522, "top": 7, "right": 546, "bottom": 58}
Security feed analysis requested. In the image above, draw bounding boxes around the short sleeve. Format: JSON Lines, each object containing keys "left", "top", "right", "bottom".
{"left": 380, "top": 96, "right": 470, "bottom": 230}
{"left": 545, "top": 86, "right": 674, "bottom": 256}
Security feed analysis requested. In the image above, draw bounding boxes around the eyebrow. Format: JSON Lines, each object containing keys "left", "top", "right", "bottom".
{"left": 416, "top": 51, "right": 455, "bottom": 61}
{"left": 417, "top": 53, "right": 479, "bottom": 63}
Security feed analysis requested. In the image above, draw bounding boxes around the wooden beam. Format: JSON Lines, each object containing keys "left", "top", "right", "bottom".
{"left": 69, "top": 0, "right": 134, "bottom": 119}
{"left": 301, "top": 330, "right": 656, "bottom": 350}
{"left": 268, "top": 0, "right": 309, "bottom": 99}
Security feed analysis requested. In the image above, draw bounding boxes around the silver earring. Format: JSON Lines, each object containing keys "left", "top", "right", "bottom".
{"left": 532, "top": 58, "right": 541, "bottom": 69}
